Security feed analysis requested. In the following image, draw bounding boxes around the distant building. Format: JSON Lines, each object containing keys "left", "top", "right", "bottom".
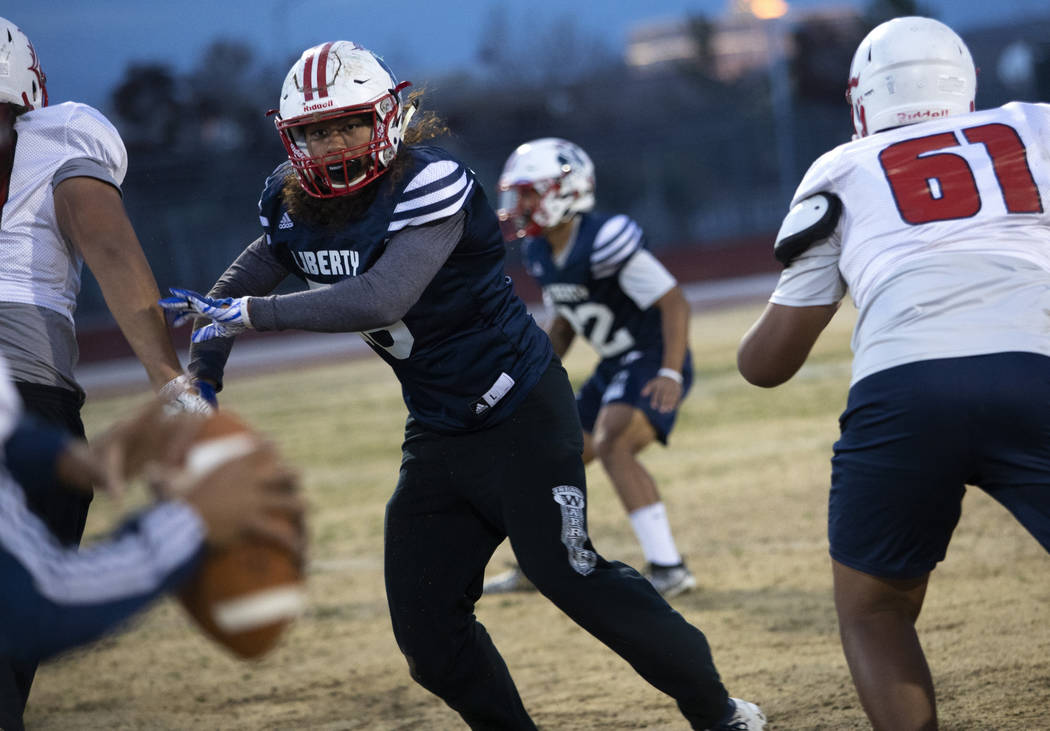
{"left": 625, "top": 19, "right": 702, "bottom": 70}
{"left": 625, "top": 2, "right": 860, "bottom": 81}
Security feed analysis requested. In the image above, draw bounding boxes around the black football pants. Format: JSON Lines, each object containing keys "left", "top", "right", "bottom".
{"left": 0, "top": 382, "right": 90, "bottom": 731}
{"left": 384, "top": 361, "right": 731, "bottom": 730}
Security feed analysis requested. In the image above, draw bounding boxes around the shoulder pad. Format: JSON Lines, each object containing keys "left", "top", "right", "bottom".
{"left": 773, "top": 193, "right": 842, "bottom": 266}
{"left": 261, "top": 162, "right": 293, "bottom": 199}
{"left": 54, "top": 103, "right": 128, "bottom": 185}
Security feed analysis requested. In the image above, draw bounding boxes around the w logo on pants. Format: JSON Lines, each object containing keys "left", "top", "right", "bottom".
{"left": 552, "top": 485, "right": 596, "bottom": 575}
{"left": 553, "top": 485, "right": 585, "bottom": 508}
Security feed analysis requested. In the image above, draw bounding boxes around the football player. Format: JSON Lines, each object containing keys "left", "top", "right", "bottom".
{"left": 738, "top": 16, "right": 1050, "bottom": 730}
{"left": 163, "top": 41, "right": 765, "bottom": 730}
{"left": 0, "top": 353, "right": 302, "bottom": 668}
{"left": 0, "top": 17, "right": 210, "bottom": 728}
{"left": 490, "top": 138, "right": 697, "bottom": 598}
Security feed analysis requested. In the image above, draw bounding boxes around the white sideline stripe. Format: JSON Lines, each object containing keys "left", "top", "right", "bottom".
{"left": 184, "top": 434, "right": 259, "bottom": 480}
{"left": 213, "top": 585, "right": 306, "bottom": 632}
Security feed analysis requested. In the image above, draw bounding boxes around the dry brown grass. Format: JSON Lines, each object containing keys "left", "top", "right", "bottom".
{"left": 25, "top": 300, "right": 1050, "bottom": 730}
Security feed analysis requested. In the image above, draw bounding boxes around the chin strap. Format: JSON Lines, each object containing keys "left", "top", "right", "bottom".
{"left": 399, "top": 98, "right": 419, "bottom": 139}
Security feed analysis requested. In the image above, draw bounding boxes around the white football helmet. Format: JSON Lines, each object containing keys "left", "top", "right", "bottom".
{"left": 274, "top": 41, "right": 415, "bottom": 198}
{"left": 0, "top": 17, "right": 47, "bottom": 110}
{"left": 497, "top": 138, "right": 595, "bottom": 241}
{"left": 846, "top": 16, "right": 975, "bottom": 138}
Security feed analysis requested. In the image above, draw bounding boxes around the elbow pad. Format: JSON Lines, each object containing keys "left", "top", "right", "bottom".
{"left": 773, "top": 193, "right": 843, "bottom": 266}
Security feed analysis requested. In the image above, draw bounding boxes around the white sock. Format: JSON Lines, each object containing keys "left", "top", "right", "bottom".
{"left": 628, "top": 502, "right": 682, "bottom": 566}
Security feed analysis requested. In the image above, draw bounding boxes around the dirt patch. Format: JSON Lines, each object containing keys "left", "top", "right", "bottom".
{"left": 27, "top": 302, "right": 1050, "bottom": 730}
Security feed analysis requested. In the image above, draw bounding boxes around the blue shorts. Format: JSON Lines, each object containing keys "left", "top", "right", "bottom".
{"left": 576, "top": 350, "right": 694, "bottom": 444}
{"left": 830, "top": 352, "right": 1050, "bottom": 579}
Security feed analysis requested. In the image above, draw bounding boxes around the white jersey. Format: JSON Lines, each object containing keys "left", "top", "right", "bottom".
{"left": 0, "top": 102, "right": 127, "bottom": 322}
{"left": 771, "top": 102, "right": 1050, "bottom": 384}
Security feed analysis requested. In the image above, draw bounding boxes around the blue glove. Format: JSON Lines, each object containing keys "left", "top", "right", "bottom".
{"left": 159, "top": 288, "right": 252, "bottom": 342}
{"left": 195, "top": 380, "right": 218, "bottom": 408}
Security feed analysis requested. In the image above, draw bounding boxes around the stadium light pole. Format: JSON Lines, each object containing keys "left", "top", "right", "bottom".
{"left": 747, "top": 0, "right": 797, "bottom": 210}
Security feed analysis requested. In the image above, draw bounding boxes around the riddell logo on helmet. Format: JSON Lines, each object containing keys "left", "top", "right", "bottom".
{"left": 897, "top": 108, "right": 950, "bottom": 123}
{"left": 303, "top": 100, "right": 334, "bottom": 112}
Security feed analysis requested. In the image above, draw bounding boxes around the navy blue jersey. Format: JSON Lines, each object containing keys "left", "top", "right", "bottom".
{"left": 522, "top": 213, "right": 665, "bottom": 362}
{"left": 258, "top": 146, "right": 552, "bottom": 432}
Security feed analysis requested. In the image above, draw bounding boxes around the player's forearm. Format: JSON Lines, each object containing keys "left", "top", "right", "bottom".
{"left": 737, "top": 302, "right": 838, "bottom": 387}
{"left": 55, "top": 177, "right": 182, "bottom": 389}
{"left": 0, "top": 497, "right": 204, "bottom": 663}
{"left": 186, "top": 237, "right": 291, "bottom": 390}
{"left": 85, "top": 251, "right": 182, "bottom": 389}
{"left": 101, "top": 294, "right": 183, "bottom": 389}
{"left": 656, "top": 286, "right": 690, "bottom": 372}
{"left": 248, "top": 211, "right": 463, "bottom": 333}
{"left": 208, "top": 236, "right": 290, "bottom": 299}
{"left": 248, "top": 274, "right": 400, "bottom": 333}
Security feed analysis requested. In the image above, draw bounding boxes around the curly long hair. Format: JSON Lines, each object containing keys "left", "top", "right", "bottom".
{"left": 282, "top": 89, "right": 449, "bottom": 229}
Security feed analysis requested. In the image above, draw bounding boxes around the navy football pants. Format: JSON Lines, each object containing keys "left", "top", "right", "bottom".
{"left": 384, "top": 361, "right": 730, "bottom": 729}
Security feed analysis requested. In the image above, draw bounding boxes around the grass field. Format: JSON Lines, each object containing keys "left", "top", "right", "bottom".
{"left": 24, "top": 299, "right": 1050, "bottom": 730}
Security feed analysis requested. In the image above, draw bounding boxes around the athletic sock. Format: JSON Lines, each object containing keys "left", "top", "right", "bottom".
{"left": 628, "top": 502, "right": 682, "bottom": 567}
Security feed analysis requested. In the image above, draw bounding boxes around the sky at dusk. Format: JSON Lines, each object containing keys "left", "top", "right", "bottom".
{"left": 17, "top": 0, "right": 1048, "bottom": 111}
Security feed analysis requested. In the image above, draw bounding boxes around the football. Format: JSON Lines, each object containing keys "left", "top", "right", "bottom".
{"left": 175, "top": 409, "right": 305, "bottom": 659}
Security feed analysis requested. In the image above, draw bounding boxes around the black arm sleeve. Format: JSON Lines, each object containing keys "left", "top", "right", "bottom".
{"left": 188, "top": 236, "right": 290, "bottom": 389}
{"left": 246, "top": 210, "right": 464, "bottom": 333}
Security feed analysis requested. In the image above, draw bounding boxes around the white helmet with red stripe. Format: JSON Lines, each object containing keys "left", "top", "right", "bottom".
{"left": 0, "top": 16, "right": 48, "bottom": 110}
{"left": 275, "top": 41, "right": 414, "bottom": 197}
{"left": 846, "top": 16, "right": 975, "bottom": 138}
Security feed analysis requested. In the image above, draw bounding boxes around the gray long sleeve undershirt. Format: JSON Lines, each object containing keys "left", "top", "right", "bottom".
{"left": 188, "top": 210, "right": 465, "bottom": 387}
{"left": 250, "top": 209, "right": 465, "bottom": 332}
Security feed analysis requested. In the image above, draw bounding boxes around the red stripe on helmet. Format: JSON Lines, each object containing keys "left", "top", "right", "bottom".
{"left": 302, "top": 54, "right": 315, "bottom": 102}
{"left": 315, "top": 42, "right": 333, "bottom": 99}
{"left": 27, "top": 42, "right": 47, "bottom": 109}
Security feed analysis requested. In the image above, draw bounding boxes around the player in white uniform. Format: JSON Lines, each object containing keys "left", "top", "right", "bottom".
{"left": 0, "top": 17, "right": 208, "bottom": 729}
{"left": 738, "top": 17, "right": 1050, "bottom": 730}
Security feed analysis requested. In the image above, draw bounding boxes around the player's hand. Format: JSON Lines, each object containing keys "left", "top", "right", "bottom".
{"left": 159, "top": 288, "right": 252, "bottom": 341}
{"left": 194, "top": 380, "right": 218, "bottom": 408}
{"left": 68, "top": 400, "right": 208, "bottom": 500}
{"left": 164, "top": 441, "right": 305, "bottom": 557}
{"left": 640, "top": 373, "right": 683, "bottom": 414}
{"left": 159, "top": 374, "right": 215, "bottom": 414}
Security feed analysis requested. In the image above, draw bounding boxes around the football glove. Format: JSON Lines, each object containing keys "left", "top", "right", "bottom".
{"left": 195, "top": 380, "right": 218, "bottom": 408}
{"left": 159, "top": 288, "right": 253, "bottom": 342}
{"left": 158, "top": 374, "right": 215, "bottom": 414}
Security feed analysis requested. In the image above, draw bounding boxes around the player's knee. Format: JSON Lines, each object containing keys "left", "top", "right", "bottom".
{"left": 581, "top": 433, "right": 596, "bottom": 464}
{"left": 593, "top": 414, "right": 655, "bottom": 462}
{"left": 519, "top": 557, "right": 593, "bottom": 602}
{"left": 592, "top": 429, "right": 628, "bottom": 461}
{"left": 403, "top": 651, "right": 448, "bottom": 693}
{"left": 400, "top": 627, "right": 497, "bottom": 698}
{"left": 398, "top": 636, "right": 468, "bottom": 695}
{"left": 834, "top": 570, "right": 927, "bottom": 625}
